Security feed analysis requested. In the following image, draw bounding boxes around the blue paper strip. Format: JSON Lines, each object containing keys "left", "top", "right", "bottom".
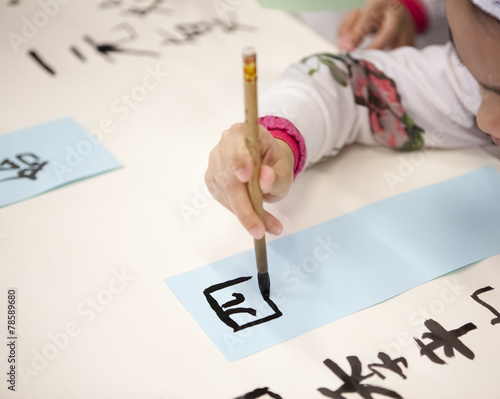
{"left": 165, "top": 167, "right": 500, "bottom": 361}
{"left": 0, "top": 118, "right": 122, "bottom": 207}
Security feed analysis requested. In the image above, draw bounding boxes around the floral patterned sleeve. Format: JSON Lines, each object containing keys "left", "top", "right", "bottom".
{"left": 258, "top": 44, "right": 489, "bottom": 170}
{"left": 302, "top": 53, "right": 425, "bottom": 151}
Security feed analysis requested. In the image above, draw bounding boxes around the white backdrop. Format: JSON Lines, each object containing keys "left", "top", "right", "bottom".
{"left": 1, "top": 1, "right": 500, "bottom": 398}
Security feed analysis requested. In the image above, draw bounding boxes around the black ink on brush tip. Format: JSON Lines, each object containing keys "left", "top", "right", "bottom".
{"left": 258, "top": 272, "right": 270, "bottom": 299}
{"left": 203, "top": 276, "right": 282, "bottom": 332}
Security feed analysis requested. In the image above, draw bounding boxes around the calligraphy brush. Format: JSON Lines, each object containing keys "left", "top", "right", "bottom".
{"left": 242, "top": 46, "right": 270, "bottom": 299}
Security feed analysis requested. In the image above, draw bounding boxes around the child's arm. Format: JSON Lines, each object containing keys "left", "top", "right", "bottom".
{"left": 259, "top": 43, "right": 489, "bottom": 172}
{"left": 205, "top": 44, "right": 490, "bottom": 238}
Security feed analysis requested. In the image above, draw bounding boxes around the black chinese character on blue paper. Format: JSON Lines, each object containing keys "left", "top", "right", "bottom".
{"left": 0, "top": 153, "right": 48, "bottom": 183}
{"left": 203, "top": 276, "right": 282, "bottom": 332}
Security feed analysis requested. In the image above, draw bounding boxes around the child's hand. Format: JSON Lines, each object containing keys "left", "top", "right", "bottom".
{"left": 338, "top": 0, "right": 416, "bottom": 51}
{"left": 205, "top": 123, "right": 295, "bottom": 239}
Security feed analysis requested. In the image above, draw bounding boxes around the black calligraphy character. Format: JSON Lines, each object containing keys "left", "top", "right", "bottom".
{"left": 318, "top": 357, "right": 403, "bottom": 399}
{"left": 28, "top": 50, "right": 56, "bottom": 76}
{"left": 157, "top": 17, "right": 255, "bottom": 46}
{"left": 156, "top": 27, "right": 185, "bottom": 45}
{"left": 175, "top": 21, "right": 212, "bottom": 42}
{"left": 212, "top": 17, "right": 256, "bottom": 33}
{"left": 70, "top": 46, "right": 87, "bottom": 62}
{"left": 84, "top": 23, "right": 159, "bottom": 62}
{"left": 0, "top": 159, "right": 20, "bottom": 172}
{"left": 471, "top": 286, "right": 500, "bottom": 325}
{"left": 157, "top": 21, "right": 213, "bottom": 45}
{"left": 99, "top": 0, "right": 123, "bottom": 8}
{"left": 203, "top": 276, "right": 282, "bottom": 332}
{"left": 0, "top": 153, "right": 48, "bottom": 183}
{"left": 367, "top": 352, "right": 408, "bottom": 380}
{"left": 234, "top": 387, "right": 283, "bottom": 399}
{"left": 414, "top": 318, "right": 477, "bottom": 365}
{"left": 125, "top": 0, "right": 172, "bottom": 17}
{"left": 99, "top": 0, "right": 171, "bottom": 17}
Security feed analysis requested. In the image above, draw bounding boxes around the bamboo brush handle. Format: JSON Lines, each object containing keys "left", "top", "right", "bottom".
{"left": 243, "top": 47, "right": 268, "bottom": 275}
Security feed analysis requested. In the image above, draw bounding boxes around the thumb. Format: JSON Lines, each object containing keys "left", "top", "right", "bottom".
{"left": 367, "top": 12, "right": 398, "bottom": 49}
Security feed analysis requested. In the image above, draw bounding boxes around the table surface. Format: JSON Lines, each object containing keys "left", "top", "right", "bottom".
{"left": 1, "top": 1, "right": 500, "bottom": 398}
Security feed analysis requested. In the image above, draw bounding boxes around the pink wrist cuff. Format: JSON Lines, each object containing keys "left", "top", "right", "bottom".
{"left": 397, "top": 0, "right": 428, "bottom": 34}
{"left": 258, "top": 116, "right": 306, "bottom": 178}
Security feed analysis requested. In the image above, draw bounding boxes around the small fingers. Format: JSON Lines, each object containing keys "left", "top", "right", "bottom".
{"left": 263, "top": 210, "right": 283, "bottom": 236}
{"left": 349, "top": 6, "right": 385, "bottom": 49}
{"left": 338, "top": 9, "right": 360, "bottom": 38}
{"left": 221, "top": 125, "right": 253, "bottom": 183}
{"left": 337, "top": 9, "right": 362, "bottom": 51}
{"left": 226, "top": 180, "right": 265, "bottom": 239}
{"left": 367, "top": 13, "right": 398, "bottom": 49}
{"left": 206, "top": 124, "right": 287, "bottom": 240}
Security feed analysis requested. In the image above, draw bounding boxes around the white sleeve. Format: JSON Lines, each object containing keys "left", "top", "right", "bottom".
{"left": 259, "top": 43, "right": 489, "bottom": 169}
